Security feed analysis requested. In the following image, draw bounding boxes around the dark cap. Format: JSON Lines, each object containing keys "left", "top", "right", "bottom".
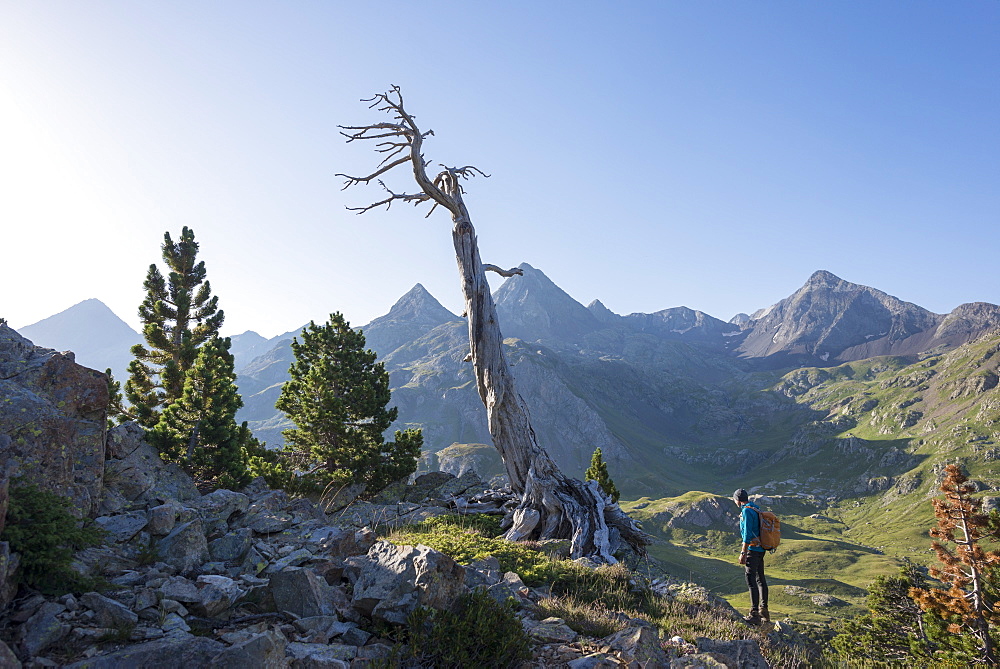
{"left": 733, "top": 489, "right": 749, "bottom": 503}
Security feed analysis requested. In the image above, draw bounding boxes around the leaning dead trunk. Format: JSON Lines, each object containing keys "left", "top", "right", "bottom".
{"left": 337, "top": 87, "right": 649, "bottom": 560}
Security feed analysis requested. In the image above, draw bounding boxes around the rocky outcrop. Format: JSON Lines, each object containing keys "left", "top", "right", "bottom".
{"left": 0, "top": 324, "right": 108, "bottom": 516}
{"left": 0, "top": 420, "right": 778, "bottom": 667}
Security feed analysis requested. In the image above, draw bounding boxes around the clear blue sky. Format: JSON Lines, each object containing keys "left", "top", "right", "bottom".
{"left": 2, "top": 2, "right": 997, "bottom": 338}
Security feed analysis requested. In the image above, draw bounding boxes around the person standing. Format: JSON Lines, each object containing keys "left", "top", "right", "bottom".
{"left": 734, "top": 488, "right": 769, "bottom": 624}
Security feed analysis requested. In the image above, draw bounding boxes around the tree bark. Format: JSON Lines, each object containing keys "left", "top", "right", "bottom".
{"left": 338, "top": 87, "right": 649, "bottom": 560}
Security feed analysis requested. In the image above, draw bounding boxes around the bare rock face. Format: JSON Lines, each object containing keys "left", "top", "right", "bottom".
{"left": 351, "top": 541, "right": 468, "bottom": 624}
{"left": 0, "top": 324, "right": 108, "bottom": 516}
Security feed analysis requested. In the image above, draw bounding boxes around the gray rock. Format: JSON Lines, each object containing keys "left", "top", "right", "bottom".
{"left": 286, "top": 641, "right": 354, "bottom": 667}
{"left": 671, "top": 654, "right": 731, "bottom": 668}
{"left": 211, "top": 629, "right": 287, "bottom": 668}
{"left": 568, "top": 655, "right": 620, "bottom": 669}
{"left": 339, "top": 625, "right": 370, "bottom": 646}
{"left": 105, "top": 422, "right": 201, "bottom": 505}
{"left": 602, "top": 625, "right": 669, "bottom": 667}
{"left": 695, "top": 637, "right": 770, "bottom": 669}
{"left": 270, "top": 567, "right": 336, "bottom": 618}
{"left": 95, "top": 511, "right": 149, "bottom": 543}
{"left": 63, "top": 635, "right": 226, "bottom": 668}
{"left": 351, "top": 541, "right": 467, "bottom": 624}
{"left": 0, "top": 541, "right": 21, "bottom": 610}
{"left": 133, "top": 588, "right": 158, "bottom": 612}
{"left": 147, "top": 504, "right": 178, "bottom": 536}
{"left": 319, "top": 482, "right": 366, "bottom": 514}
{"left": 524, "top": 616, "right": 577, "bottom": 643}
{"left": 159, "top": 576, "right": 202, "bottom": 603}
{"left": 307, "top": 526, "right": 375, "bottom": 558}
{"left": 71, "top": 546, "right": 138, "bottom": 578}
{"left": 292, "top": 616, "right": 341, "bottom": 635}
{"left": 194, "top": 575, "right": 245, "bottom": 617}
{"left": 161, "top": 611, "right": 191, "bottom": 635}
{"left": 18, "top": 601, "right": 68, "bottom": 658}
{"left": 0, "top": 324, "right": 108, "bottom": 516}
{"left": 209, "top": 528, "right": 254, "bottom": 562}
{"left": 80, "top": 592, "right": 140, "bottom": 628}
{"left": 264, "top": 547, "right": 315, "bottom": 574}
{"left": 0, "top": 639, "right": 20, "bottom": 668}
{"left": 193, "top": 489, "right": 250, "bottom": 534}
{"left": 245, "top": 508, "right": 296, "bottom": 534}
{"left": 158, "top": 519, "right": 210, "bottom": 572}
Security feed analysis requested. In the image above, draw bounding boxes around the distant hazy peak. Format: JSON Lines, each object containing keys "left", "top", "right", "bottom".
{"left": 587, "top": 299, "right": 620, "bottom": 324}
{"left": 385, "top": 284, "right": 456, "bottom": 318}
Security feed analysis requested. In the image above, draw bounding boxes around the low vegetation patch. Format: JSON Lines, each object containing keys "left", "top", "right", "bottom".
{"left": 380, "top": 589, "right": 531, "bottom": 669}
{"left": 384, "top": 513, "right": 812, "bottom": 667}
{"left": 1, "top": 481, "right": 105, "bottom": 595}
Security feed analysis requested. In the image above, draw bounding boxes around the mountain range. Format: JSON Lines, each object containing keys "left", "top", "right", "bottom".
{"left": 18, "top": 265, "right": 1000, "bottom": 500}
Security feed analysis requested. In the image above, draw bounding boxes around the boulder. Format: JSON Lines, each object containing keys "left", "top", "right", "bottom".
{"left": 193, "top": 575, "right": 245, "bottom": 617}
{"left": 63, "top": 635, "right": 227, "bottom": 668}
{"left": 285, "top": 641, "right": 355, "bottom": 667}
{"left": 211, "top": 628, "right": 287, "bottom": 668}
{"left": 523, "top": 616, "right": 577, "bottom": 643}
{"left": 147, "top": 504, "right": 178, "bottom": 536}
{"left": 0, "top": 541, "right": 21, "bottom": 610}
{"left": 0, "top": 324, "right": 107, "bottom": 515}
{"left": 17, "top": 601, "right": 68, "bottom": 658}
{"left": 351, "top": 541, "right": 467, "bottom": 624}
{"left": 105, "top": 422, "right": 201, "bottom": 505}
{"left": 602, "top": 625, "right": 670, "bottom": 667}
{"left": 0, "top": 639, "right": 20, "bottom": 669}
{"left": 695, "top": 637, "right": 769, "bottom": 669}
{"left": 270, "top": 567, "right": 337, "bottom": 618}
{"left": 192, "top": 489, "right": 250, "bottom": 534}
{"left": 158, "top": 519, "right": 210, "bottom": 573}
{"left": 80, "top": 592, "right": 139, "bottom": 628}
{"left": 209, "top": 528, "right": 254, "bottom": 562}
{"left": 95, "top": 511, "right": 149, "bottom": 543}
{"left": 159, "top": 576, "right": 202, "bottom": 603}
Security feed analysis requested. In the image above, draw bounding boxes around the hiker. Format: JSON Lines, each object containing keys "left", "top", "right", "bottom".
{"left": 734, "top": 488, "right": 769, "bottom": 624}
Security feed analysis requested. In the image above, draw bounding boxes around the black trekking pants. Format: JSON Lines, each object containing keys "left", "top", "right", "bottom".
{"left": 744, "top": 550, "right": 768, "bottom": 611}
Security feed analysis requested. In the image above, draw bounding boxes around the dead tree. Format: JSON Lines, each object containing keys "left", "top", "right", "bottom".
{"left": 337, "top": 86, "right": 649, "bottom": 561}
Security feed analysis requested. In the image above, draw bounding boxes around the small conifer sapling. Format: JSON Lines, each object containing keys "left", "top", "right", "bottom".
{"left": 584, "top": 447, "right": 620, "bottom": 503}
{"left": 909, "top": 464, "right": 1000, "bottom": 665}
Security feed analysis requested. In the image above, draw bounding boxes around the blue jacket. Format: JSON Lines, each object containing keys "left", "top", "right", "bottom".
{"left": 740, "top": 502, "right": 766, "bottom": 553}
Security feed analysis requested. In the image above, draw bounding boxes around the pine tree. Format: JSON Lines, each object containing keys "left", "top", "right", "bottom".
{"left": 584, "top": 447, "right": 620, "bottom": 503}
{"left": 829, "top": 563, "right": 932, "bottom": 663}
{"left": 146, "top": 336, "right": 252, "bottom": 489}
{"left": 125, "top": 227, "right": 224, "bottom": 427}
{"left": 105, "top": 368, "right": 133, "bottom": 429}
{"left": 275, "top": 312, "right": 422, "bottom": 494}
{"left": 909, "top": 464, "right": 1000, "bottom": 665}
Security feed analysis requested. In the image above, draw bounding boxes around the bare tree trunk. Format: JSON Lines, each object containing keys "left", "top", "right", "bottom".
{"left": 337, "top": 87, "right": 649, "bottom": 560}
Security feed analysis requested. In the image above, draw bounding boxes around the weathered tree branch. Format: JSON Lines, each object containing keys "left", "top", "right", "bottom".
{"left": 483, "top": 265, "right": 524, "bottom": 278}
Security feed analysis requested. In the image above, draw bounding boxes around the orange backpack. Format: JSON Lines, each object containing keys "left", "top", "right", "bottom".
{"left": 750, "top": 508, "right": 781, "bottom": 552}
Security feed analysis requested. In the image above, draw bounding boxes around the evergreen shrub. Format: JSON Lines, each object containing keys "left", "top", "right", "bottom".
{"left": 399, "top": 589, "right": 531, "bottom": 668}
{"left": 1, "top": 482, "right": 105, "bottom": 595}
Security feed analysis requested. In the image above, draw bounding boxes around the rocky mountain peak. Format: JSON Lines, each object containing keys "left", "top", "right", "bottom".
{"left": 587, "top": 299, "right": 620, "bottom": 324}
{"left": 805, "top": 269, "right": 845, "bottom": 289}
{"left": 493, "top": 263, "right": 600, "bottom": 342}
{"left": 378, "top": 283, "right": 457, "bottom": 326}
{"left": 360, "top": 284, "right": 459, "bottom": 358}
{"left": 737, "top": 271, "right": 941, "bottom": 365}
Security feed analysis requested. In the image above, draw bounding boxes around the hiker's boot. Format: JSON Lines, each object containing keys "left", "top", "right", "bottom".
{"left": 760, "top": 605, "right": 770, "bottom": 622}
{"left": 742, "top": 609, "right": 761, "bottom": 625}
